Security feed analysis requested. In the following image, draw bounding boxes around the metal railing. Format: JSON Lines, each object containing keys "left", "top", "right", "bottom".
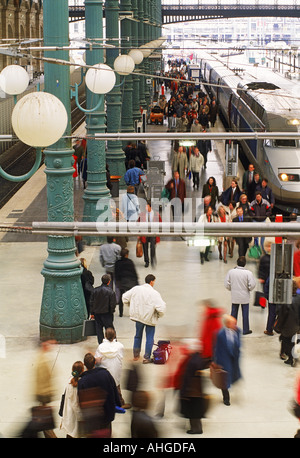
{"left": 28, "top": 221, "right": 300, "bottom": 237}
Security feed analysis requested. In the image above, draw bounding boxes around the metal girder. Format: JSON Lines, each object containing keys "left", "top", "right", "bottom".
{"left": 31, "top": 221, "right": 300, "bottom": 238}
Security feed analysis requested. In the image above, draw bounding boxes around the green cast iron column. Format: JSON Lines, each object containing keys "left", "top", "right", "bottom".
{"left": 138, "top": 0, "right": 147, "bottom": 111}
{"left": 120, "top": 0, "right": 134, "bottom": 136}
{"left": 131, "top": 0, "right": 141, "bottom": 121}
{"left": 83, "top": 0, "right": 111, "bottom": 227}
{"left": 143, "top": 0, "right": 151, "bottom": 106}
{"left": 40, "top": 0, "right": 87, "bottom": 344}
{"left": 105, "top": 0, "right": 126, "bottom": 185}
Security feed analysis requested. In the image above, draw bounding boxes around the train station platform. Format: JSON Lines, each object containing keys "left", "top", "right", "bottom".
{"left": 0, "top": 114, "right": 299, "bottom": 440}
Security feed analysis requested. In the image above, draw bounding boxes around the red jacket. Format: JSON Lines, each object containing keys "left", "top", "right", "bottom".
{"left": 138, "top": 210, "right": 162, "bottom": 244}
{"left": 200, "top": 307, "right": 224, "bottom": 359}
{"left": 294, "top": 250, "right": 300, "bottom": 277}
{"left": 165, "top": 178, "right": 186, "bottom": 203}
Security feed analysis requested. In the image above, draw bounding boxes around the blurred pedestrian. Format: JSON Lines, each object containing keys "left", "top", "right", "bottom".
{"left": 114, "top": 248, "right": 139, "bottom": 317}
{"left": 131, "top": 391, "right": 158, "bottom": 438}
{"left": 276, "top": 278, "right": 300, "bottom": 367}
{"left": 224, "top": 256, "right": 256, "bottom": 335}
{"left": 33, "top": 339, "right": 57, "bottom": 438}
{"left": 122, "top": 274, "right": 166, "bottom": 363}
{"left": 213, "top": 315, "right": 242, "bottom": 406}
{"left": 294, "top": 240, "right": 300, "bottom": 277}
{"left": 60, "top": 361, "right": 84, "bottom": 438}
{"left": 95, "top": 328, "right": 130, "bottom": 409}
{"left": 90, "top": 274, "right": 117, "bottom": 344}
{"left": 293, "top": 372, "right": 300, "bottom": 438}
{"left": 199, "top": 299, "right": 224, "bottom": 360}
{"left": 178, "top": 341, "right": 210, "bottom": 434}
{"left": 78, "top": 353, "right": 121, "bottom": 437}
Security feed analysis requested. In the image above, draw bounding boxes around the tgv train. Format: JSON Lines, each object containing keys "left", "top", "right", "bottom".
{"left": 198, "top": 50, "right": 300, "bottom": 213}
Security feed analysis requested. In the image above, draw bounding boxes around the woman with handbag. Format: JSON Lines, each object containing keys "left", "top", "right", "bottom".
{"left": 60, "top": 361, "right": 84, "bottom": 438}
{"left": 213, "top": 315, "right": 242, "bottom": 406}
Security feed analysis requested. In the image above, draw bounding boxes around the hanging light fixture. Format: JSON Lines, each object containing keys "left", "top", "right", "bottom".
{"left": 113, "top": 54, "right": 135, "bottom": 75}
{"left": 85, "top": 63, "right": 116, "bottom": 94}
{"left": 0, "top": 65, "right": 29, "bottom": 95}
{"left": 11, "top": 92, "right": 68, "bottom": 147}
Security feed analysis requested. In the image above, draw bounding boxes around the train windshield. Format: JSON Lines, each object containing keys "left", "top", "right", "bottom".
{"left": 264, "top": 139, "right": 297, "bottom": 148}
{"left": 274, "top": 139, "right": 297, "bottom": 147}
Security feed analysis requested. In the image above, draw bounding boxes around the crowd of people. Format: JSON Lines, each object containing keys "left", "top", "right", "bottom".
{"left": 23, "top": 59, "right": 300, "bottom": 440}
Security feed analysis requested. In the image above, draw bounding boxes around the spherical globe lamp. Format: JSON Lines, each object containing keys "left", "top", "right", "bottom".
{"left": 114, "top": 54, "right": 135, "bottom": 75}
{"left": 85, "top": 63, "right": 116, "bottom": 94}
{"left": 0, "top": 65, "right": 29, "bottom": 95}
{"left": 128, "top": 49, "right": 144, "bottom": 65}
{"left": 139, "top": 44, "right": 152, "bottom": 58}
{"left": 11, "top": 92, "right": 68, "bottom": 147}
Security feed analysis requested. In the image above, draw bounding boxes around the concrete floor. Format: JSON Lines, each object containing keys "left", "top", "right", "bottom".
{"left": 0, "top": 113, "right": 299, "bottom": 439}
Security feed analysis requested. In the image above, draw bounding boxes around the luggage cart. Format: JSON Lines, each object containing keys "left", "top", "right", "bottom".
{"left": 143, "top": 160, "right": 166, "bottom": 201}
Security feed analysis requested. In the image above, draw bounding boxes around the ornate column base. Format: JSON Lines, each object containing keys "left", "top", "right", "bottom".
{"left": 40, "top": 236, "right": 87, "bottom": 344}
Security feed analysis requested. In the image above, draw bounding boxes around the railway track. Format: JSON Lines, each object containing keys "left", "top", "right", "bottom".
{"left": 0, "top": 94, "right": 86, "bottom": 209}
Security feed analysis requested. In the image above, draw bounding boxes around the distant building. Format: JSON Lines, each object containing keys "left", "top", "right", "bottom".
{"left": 0, "top": 0, "right": 43, "bottom": 74}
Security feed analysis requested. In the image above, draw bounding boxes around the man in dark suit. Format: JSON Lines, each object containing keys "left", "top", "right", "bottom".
{"left": 247, "top": 172, "right": 262, "bottom": 203}
{"left": 165, "top": 170, "right": 186, "bottom": 215}
{"left": 89, "top": 274, "right": 117, "bottom": 344}
{"left": 233, "top": 206, "right": 252, "bottom": 257}
{"left": 242, "top": 163, "right": 255, "bottom": 193}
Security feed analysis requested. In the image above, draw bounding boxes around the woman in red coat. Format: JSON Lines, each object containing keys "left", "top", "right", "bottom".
{"left": 199, "top": 300, "right": 224, "bottom": 360}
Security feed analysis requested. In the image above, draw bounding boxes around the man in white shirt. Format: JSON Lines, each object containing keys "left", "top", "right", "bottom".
{"left": 122, "top": 274, "right": 166, "bottom": 363}
{"left": 224, "top": 257, "right": 256, "bottom": 335}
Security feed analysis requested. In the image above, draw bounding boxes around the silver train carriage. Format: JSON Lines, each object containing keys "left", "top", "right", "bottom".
{"left": 198, "top": 50, "right": 300, "bottom": 213}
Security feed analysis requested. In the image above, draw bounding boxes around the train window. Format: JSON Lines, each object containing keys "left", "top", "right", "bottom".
{"left": 264, "top": 139, "right": 273, "bottom": 147}
{"left": 274, "top": 139, "right": 296, "bottom": 147}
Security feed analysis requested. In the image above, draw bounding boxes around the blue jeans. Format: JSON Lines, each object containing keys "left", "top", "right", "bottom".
{"left": 231, "top": 303, "right": 250, "bottom": 333}
{"left": 133, "top": 321, "right": 155, "bottom": 360}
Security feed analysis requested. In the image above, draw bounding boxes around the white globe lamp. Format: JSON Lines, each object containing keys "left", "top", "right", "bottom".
{"left": 85, "top": 63, "right": 116, "bottom": 94}
{"left": 114, "top": 54, "right": 135, "bottom": 75}
{"left": 1, "top": 65, "right": 29, "bottom": 95}
{"left": 11, "top": 92, "right": 68, "bottom": 147}
{"left": 140, "top": 44, "right": 152, "bottom": 58}
{"left": 128, "top": 49, "right": 144, "bottom": 65}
